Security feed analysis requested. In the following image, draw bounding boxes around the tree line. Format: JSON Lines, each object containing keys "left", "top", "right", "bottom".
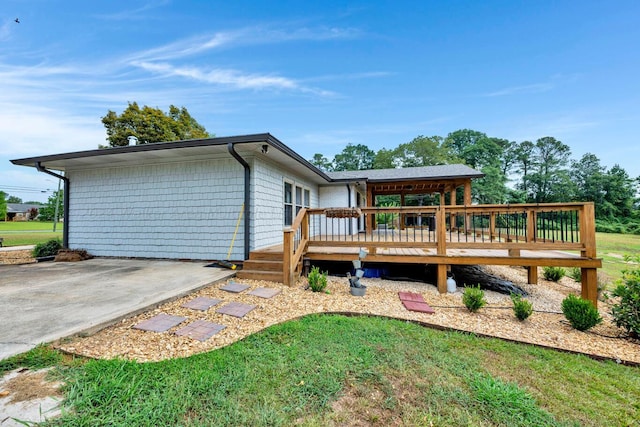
{"left": 310, "top": 129, "right": 640, "bottom": 234}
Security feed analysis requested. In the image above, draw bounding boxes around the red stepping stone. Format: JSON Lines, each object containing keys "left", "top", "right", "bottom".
{"left": 402, "top": 300, "right": 435, "bottom": 314}
{"left": 220, "top": 282, "right": 250, "bottom": 293}
{"left": 133, "top": 314, "right": 187, "bottom": 332}
{"left": 248, "top": 287, "right": 282, "bottom": 299}
{"left": 181, "top": 297, "right": 222, "bottom": 311}
{"left": 216, "top": 302, "right": 256, "bottom": 318}
{"left": 175, "top": 320, "right": 226, "bottom": 342}
{"left": 398, "top": 292, "right": 425, "bottom": 302}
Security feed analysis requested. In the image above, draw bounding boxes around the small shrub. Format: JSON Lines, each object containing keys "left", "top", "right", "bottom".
{"left": 568, "top": 267, "right": 582, "bottom": 282}
{"left": 462, "top": 285, "right": 486, "bottom": 312}
{"left": 609, "top": 255, "right": 640, "bottom": 338}
{"left": 561, "top": 294, "right": 602, "bottom": 331}
{"left": 32, "top": 238, "right": 62, "bottom": 258}
{"left": 543, "top": 266, "right": 565, "bottom": 282}
{"left": 511, "top": 293, "right": 533, "bottom": 321}
{"left": 307, "top": 266, "right": 328, "bottom": 293}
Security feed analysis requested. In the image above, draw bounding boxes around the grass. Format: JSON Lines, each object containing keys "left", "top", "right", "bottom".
{"left": 4, "top": 315, "right": 637, "bottom": 426}
{"left": 0, "top": 221, "right": 63, "bottom": 246}
{"left": 596, "top": 232, "right": 640, "bottom": 283}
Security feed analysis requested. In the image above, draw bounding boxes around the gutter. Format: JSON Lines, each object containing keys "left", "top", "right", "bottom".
{"left": 35, "top": 162, "right": 69, "bottom": 248}
{"left": 227, "top": 143, "right": 251, "bottom": 260}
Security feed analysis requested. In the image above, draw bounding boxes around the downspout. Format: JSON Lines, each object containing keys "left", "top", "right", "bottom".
{"left": 35, "top": 162, "right": 69, "bottom": 248}
{"left": 227, "top": 143, "right": 251, "bottom": 260}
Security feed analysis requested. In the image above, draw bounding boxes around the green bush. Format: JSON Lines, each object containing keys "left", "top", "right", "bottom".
{"left": 32, "top": 238, "right": 62, "bottom": 258}
{"left": 511, "top": 293, "right": 533, "bottom": 321}
{"left": 568, "top": 267, "right": 582, "bottom": 282}
{"left": 543, "top": 266, "right": 565, "bottom": 282}
{"left": 608, "top": 255, "right": 640, "bottom": 338}
{"left": 307, "top": 266, "right": 328, "bottom": 293}
{"left": 462, "top": 285, "right": 486, "bottom": 312}
{"left": 561, "top": 294, "right": 602, "bottom": 331}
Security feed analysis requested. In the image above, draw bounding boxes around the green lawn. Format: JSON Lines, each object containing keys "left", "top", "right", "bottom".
{"left": 596, "top": 232, "right": 640, "bottom": 283}
{"left": 0, "top": 221, "right": 63, "bottom": 246}
{"left": 3, "top": 315, "right": 638, "bottom": 426}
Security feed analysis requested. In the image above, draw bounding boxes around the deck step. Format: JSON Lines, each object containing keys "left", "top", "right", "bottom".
{"left": 242, "top": 259, "right": 283, "bottom": 272}
{"left": 248, "top": 251, "right": 283, "bottom": 261}
{"left": 236, "top": 270, "right": 284, "bottom": 282}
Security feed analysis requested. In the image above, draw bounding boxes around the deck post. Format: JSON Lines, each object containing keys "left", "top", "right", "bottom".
{"left": 283, "top": 229, "right": 293, "bottom": 287}
{"left": 581, "top": 268, "right": 599, "bottom": 307}
{"left": 464, "top": 181, "right": 472, "bottom": 234}
{"left": 436, "top": 207, "right": 448, "bottom": 294}
{"left": 527, "top": 267, "right": 538, "bottom": 285}
{"left": 579, "top": 203, "right": 598, "bottom": 307}
{"left": 437, "top": 264, "right": 448, "bottom": 294}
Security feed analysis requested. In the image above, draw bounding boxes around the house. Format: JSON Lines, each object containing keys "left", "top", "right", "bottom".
{"left": 5, "top": 203, "right": 43, "bottom": 221}
{"left": 11, "top": 133, "right": 601, "bottom": 305}
{"left": 10, "top": 133, "right": 482, "bottom": 261}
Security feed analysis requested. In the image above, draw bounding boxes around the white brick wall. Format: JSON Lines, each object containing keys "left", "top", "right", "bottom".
{"left": 67, "top": 158, "right": 245, "bottom": 260}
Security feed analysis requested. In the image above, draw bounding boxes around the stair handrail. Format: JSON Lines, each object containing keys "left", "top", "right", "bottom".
{"left": 283, "top": 208, "right": 309, "bottom": 286}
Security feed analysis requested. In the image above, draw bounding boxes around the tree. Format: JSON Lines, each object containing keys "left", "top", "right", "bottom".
{"left": 6, "top": 195, "right": 22, "bottom": 203}
{"left": 445, "top": 130, "right": 508, "bottom": 204}
{"left": 526, "top": 137, "right": 571, "bottom": 203}
{"left": 571, "top": 153, "right": 606, "bottom": 213}
{"left": 333, "top": 143, "right": 376, "bottom": 171}
{"left": 0, "top": 191, "right": 6, "bottom": 220}
{"left": 602, "top": 165, "right": 636, "bottom": 219}
{"left": 309, "top": 153, "right": 333, "bottom": 172}
{"left": 392, "top": 135, "right": 453, "bottom": 167}
{"left": 38, "top": 190, "right": 64, "bottom": 222}
{"left": 513, "top": 141, "right": 535, "bottom": 196}
{"left": 373, "top": 148, "right": 396, "bottom": 169}
{"left": 101, "top": 102, "right": 210, "bottom": 147}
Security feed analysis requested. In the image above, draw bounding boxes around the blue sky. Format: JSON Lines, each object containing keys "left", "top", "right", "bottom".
{"left": 1, "top": 1, "right": 639, "bottom": 202}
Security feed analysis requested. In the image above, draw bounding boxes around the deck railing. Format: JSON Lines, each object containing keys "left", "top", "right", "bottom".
{"left": 282, "top": 202, "right": 597, "bottom": 286}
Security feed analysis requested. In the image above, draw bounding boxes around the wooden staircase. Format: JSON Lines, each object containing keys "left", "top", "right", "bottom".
{"left": 236, "top": 250, "right": 287, "bottom": 282}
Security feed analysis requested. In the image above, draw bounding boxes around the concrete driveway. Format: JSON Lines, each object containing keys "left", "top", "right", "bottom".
{"left": 0, "top": 258, "right": 235, "bottom": 360}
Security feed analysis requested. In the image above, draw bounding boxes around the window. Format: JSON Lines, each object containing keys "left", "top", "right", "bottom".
{"left": 284, "top": 182, "right": 311, "bottom": 226}
{"left": 284, "top": 182, "right": 293, "bottom": 226}
{"left": 295, "top": 185, "right": 303, "bottom": 215}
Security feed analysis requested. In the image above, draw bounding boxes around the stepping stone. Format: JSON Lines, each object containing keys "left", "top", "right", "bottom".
{"left": 398, "top": 292, "right": 425, "bottom": 302}
{"left": 133, "top": 314, "right": 187, "bottom": 332}
{"left": 248, "top": 287, "right": 282, "bottom": 299}
{"left": 175, "top": 320, "right": 226, "bottom": 342}
{"left": 402, "top": 300, "right": 435, "bottom": 314}
{"left": 216, "top": 302, "right": 256, "bottom": 318}
{"left": 181, "top": 297, "right": 223, "bottom": 311}
{"left": 220, "top": 282, "right": 250, "bottom": 293}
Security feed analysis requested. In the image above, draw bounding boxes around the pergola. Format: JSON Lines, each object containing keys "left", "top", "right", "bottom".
{"left": 328, "top": 164, "right": 483, "bottom": 232}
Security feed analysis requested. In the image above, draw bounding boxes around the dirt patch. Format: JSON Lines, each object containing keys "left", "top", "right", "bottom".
{"left": 54, "top": 249, "right": 93, "bottom": 262}
{"left": 1, "top": 369, "right": 62, "bottom": 404}
{"left": 0, "top": 250, "right": 35, "bottom": 265}
{"left": 55, "top": 265, "right": 639, "bottom": 365}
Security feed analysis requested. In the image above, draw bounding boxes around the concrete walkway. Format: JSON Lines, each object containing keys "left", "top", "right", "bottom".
{"left": 0, "top": 258, "right": 235, "bottom": 360}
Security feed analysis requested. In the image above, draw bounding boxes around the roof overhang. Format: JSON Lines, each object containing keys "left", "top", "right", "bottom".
{"left": 11, "top": 133, "right": 333, "bottom": 184}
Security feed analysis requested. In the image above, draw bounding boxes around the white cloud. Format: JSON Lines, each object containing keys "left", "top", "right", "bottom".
{"left": 0, "top": 105, "right": 104, "bottom": 158}
{"left": 132, "top": 61, "right": 335, "bottom": 96}
{"left": 483, "top": 83, "right": 554, "bottom": 97}
{"left": 126, "top": 25, "right": 360, "bottom": 63}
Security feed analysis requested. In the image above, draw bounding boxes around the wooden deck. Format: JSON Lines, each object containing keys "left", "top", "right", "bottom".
{"left": 237, "top": 203, "right": 602, "bottom": 306}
